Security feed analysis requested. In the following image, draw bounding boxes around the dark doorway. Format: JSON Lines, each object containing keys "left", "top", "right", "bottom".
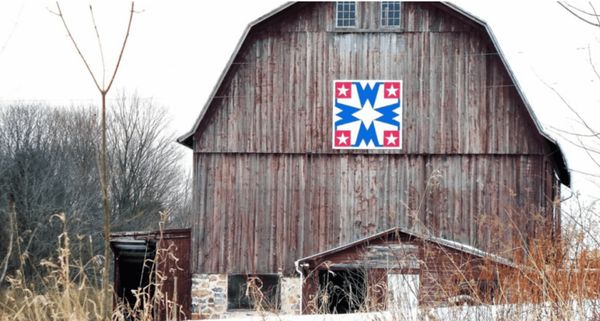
{"left": 110, "top": 228, "right": 192, "bottom": 321}
{"left": 112, "top": 239, "right": 156, "bottom": 309}
{"left": 318, "top": 269, "right": 366, "bottom": 314}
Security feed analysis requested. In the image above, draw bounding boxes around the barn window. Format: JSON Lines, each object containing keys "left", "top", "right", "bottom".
{"left": 336, "top": 2, "right": 357, "bottom": 28}
{"left": 227, "top": 274, "right": 280, "bottom": 311}
{"left": 381, "top": 2, "right": 401, "bottom": 27}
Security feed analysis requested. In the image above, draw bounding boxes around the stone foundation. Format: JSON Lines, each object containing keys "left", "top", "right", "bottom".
{"left": 191, "top": 273, "right": 228, "bottom": 319}
{"left": 280, "top": 277, "right": 302, "bottom": 314}
{"left": 190, "top": 274, "right": 302, "bottom": 319}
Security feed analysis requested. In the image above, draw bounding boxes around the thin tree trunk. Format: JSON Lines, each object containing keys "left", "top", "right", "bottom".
{"left": 53, "top": 3, "right": 135, "bottom": 319}
{"left": 100, "top": 92, "right": 111, "bottom": 320}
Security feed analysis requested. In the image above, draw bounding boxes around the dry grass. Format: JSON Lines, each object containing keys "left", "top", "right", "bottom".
{"left": 0, "top": 213, "right": 104, "bottom": 321}
{"left": 296, "top": 225, "right": 600, "bottom": 321}
{"left": 0, "top": 211, "right": 183, "bottom": 321}
{"left": 1, "top": 202, "right": 600, "bottom": 321}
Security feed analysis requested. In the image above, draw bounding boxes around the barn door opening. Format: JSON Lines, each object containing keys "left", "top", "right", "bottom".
{"left": 111, "top": 239, "right": 157, "bottom": 310}
{"left": 318, "top": 269, "right": 367, "bottom": 314}
{"left": 110, "top": 228, "right": 191, "bottom": 321}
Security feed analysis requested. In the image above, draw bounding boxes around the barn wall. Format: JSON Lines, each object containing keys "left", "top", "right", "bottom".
{"left": 418, "top": 240, "right": 494, "bottom": 305}
{"left": 192, "top": 153, "right": 552, "bottom": 274}
{"left": 190, "top": 2, "right": 559, "bottom": 275}
{"left": 194, "top": 2, "right": 544, "bottom": 155}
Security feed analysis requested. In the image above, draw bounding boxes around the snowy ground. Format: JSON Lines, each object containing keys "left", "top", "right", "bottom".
{"left": 199, "top": 300, "right": 600, "bottom": 321}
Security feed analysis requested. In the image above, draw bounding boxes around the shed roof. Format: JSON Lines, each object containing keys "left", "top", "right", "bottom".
{"left": 178, "top": 2, "right": 570, "bottom": 187}
{"left": 295, "top": 226, "right": 517, "bottom": 269}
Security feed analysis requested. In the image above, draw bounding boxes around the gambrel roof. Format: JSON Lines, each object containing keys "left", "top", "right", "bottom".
{"left": 178, "top": 2, "right": 570, "bottom": 186}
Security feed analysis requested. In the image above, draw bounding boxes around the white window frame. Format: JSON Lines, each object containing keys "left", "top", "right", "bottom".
{"left": 381, "top": 1, "right": 401, "bottom": 28}
{"left": 336, "top": 2, "right": 357, "bottom": 28}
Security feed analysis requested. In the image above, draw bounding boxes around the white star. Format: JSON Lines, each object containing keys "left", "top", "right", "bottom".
{"left": 337, "top": 85, "right": 349, "bottom": 97}
{"left": 386, "top": 85, "right": 398, "bottom": 97}
{"left": 354, "top": 101, "right": 382, "bottom": 128}
{"left": 337, "top": 133, "right": 349, "bottom": 145}
{"left": 385, "top": 133, "right": 398, "bottom": 145}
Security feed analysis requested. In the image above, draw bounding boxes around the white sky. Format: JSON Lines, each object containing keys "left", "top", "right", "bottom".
{"left": 1, "top": 1, "right": 599, "bottom": 199}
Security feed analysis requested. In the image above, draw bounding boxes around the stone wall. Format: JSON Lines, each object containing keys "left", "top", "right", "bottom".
{"left": 191, "top": 273, "right": 228, "bottom": 319}
{"left": 190, "top": 274, "right": 302, "bottom": 319}
{"left": 280, "top": 277, "right": 302, "bottom": 314}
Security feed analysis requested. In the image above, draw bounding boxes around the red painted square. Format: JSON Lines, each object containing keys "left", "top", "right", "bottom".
{"left": 334, "top": 130, "right": 352, "bottom": 147}
{"left": 335, "top": 82, "right": 352, "bottom": 99}
{"left": 383, "top": 82, "right": 401, "bottom": 99}
{"left": 383, "top": 130, "right": 400, "bottom": 147}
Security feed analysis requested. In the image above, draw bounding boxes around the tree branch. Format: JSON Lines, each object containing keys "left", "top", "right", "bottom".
{"left": 550, "top": 125, "right": 600, "bottom": 138}
{"left": 105, "top": 2, "right": 135, "bottom": 93}
{"left": 559, "top": 2, "right": 600, "bottom": 27}
{"left": 587, "top": 45, "right": 600, "bottom": 84}
{"left": 55, "top": 2, "right": 102, "bottom": 92}
{"left": 542, "top": 79, "right": 598, "bottom": 138}
{"left": 89, "top": 5, "right": 107, "bottom": 88}
{"left": 590, "top": 2, "right": 600, "bottom": 27}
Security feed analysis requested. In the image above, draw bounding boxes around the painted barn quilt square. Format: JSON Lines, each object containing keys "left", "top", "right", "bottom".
{"left": 333, "top": 80, "right": 403, "bottom": 149}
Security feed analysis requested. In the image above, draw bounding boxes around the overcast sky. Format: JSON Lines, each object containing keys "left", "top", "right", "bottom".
{"left": 1, "top": 1, "right": 599, "bottom": 198}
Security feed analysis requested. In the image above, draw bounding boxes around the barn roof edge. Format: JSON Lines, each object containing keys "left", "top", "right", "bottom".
{"left": 295, "top": 226, "right": 518, "bottom": 269}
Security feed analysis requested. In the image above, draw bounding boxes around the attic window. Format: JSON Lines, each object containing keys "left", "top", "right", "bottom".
{"left": 381, "top": 2, "right": 401, "bottom": 27}
{"left": 227, "top": 274, "right": 280, "bottom": 311}
{"left": 336, "top": 2, "right": 356, "bottom": 28}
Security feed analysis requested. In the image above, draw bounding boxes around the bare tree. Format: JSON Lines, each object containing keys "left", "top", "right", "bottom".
{"left": 52, "top": 3, "right": 136, "bottom": 318}
{"left": 0, "top": 98, "right": 187, "bottom": 284}
{"left": 554, "top": 2, "right": 600, "bottom": 182}
{"left": 551, "top": 2, "right": 600, "bottom": 250}
{"left": 108, "top": 92, "right": 185, "bottom": 231}
{"left": 0, "top": 105, "right": 101, "bottom": 280}
{"left": 559, "top": 2, "right": 600, "bottom": 27}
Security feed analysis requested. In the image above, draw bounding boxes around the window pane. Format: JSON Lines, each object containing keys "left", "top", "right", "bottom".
{"left": 336, "top": 2, "right": 356, "bottom": 28}
{"left": 381, "top": 2, "right": 401, "bottom": 27}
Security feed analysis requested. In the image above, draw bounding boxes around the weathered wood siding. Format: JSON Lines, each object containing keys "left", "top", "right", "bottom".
{"left": 418, "top": 240, "right": 502, "bottom": 305}
{"left": 191, "top": 2, "right": 559, "bottom": 274}
{"left": 193, "top": 153, "right": 554, "bottom": 274}
{"left": 298, "top": 232, "right": 507, "bottom": 312}
{"left": 195, "top": 2, "right": 543, "bottom": 154}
